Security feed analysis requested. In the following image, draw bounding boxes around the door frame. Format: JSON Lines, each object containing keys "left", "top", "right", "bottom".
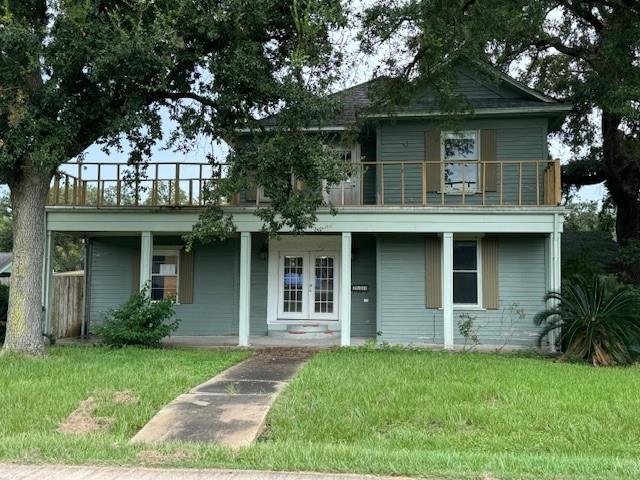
{"left": 276, "top": 251, "right": 340, "bottom": 321}
{"left": 267, "top": 235, "right": 342, "bottom": 325}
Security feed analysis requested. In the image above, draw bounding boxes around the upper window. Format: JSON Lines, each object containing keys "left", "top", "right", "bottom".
{"left": 442, "top": 131, "right": 479, "bottom": 193}
{"left": 151, "top": 249, "right": 179, "bottom": 300}
{"left": 453, "top": 240, "right": 479, "bottom": 305}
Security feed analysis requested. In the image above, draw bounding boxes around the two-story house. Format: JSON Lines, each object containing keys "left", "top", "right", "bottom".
{"left": 44, "top": 65, "right": 568, "bottom": 349}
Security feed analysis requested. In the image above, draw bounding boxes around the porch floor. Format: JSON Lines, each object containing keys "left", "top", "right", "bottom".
{"left": 57, "top": 335, "right": 374, "bottom": 349}
{"left": 163, "top": 335, "right": 373, "bottom": 349}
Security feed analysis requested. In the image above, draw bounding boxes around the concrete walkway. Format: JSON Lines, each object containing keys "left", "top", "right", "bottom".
{"left": 0, "top": 464, "right": 418, "bottom": 480}
{"left": 131, "top": 351, "right": 312, "bottom": 447}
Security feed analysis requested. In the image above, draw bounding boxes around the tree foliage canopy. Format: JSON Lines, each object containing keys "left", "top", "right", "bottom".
{"left": 1, "top": 0, "right": 347, "bottom": 233}
{"left": 0, "top": 0, "right": 348, "bottom": 354}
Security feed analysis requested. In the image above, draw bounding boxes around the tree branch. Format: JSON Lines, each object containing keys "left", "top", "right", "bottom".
{"left": 566, "top": 3, "right": 604, "bottom": 32}
{"left": 157, "top": 91, "right": 219, "bottom": 109}
{"left": 562, "top": 166, "right": 606, "bottom": 187}
{"left": 533, "top": 37, "right": 587, "bottom": 59}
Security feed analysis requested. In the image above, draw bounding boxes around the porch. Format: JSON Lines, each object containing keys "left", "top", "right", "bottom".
{"left": 43, "top": 208, "right": 563, "bottom": 349}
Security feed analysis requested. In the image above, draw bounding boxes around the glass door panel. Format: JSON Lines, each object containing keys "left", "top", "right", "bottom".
{"left": 282, "top": 255, "right": 304, "bottom": 314}
{"left": 311, "top": 254, "right": 338, "bottom": 320}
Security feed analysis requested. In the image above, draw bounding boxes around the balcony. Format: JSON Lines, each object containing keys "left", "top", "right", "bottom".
{"left": 48, "top": 159, "right": 561, "bottom": 209}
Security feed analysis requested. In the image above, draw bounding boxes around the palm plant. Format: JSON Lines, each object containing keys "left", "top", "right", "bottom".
{"left": 535, "top": 276, "right": 640, "bottom": 366}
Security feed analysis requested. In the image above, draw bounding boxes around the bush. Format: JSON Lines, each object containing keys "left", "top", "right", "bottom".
{"left": 0, "top": 284, "right": 8, "bottom": 344}
{"left": 535, "top": 275, "right": 640, "bottom": 366}
{"left": 96, "top": 288, "right": 180, "bottom": 347}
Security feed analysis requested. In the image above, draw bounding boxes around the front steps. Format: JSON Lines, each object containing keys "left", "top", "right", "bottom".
{"left": 269, "top": 323, "right": 338, "bottom": 340}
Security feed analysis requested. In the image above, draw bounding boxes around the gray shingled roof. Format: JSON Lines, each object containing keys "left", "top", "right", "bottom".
{"left": 259, "top": 68, "right": 569, "bottom": 129}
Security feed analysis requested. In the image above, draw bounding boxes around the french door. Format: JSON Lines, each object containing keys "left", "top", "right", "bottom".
{"left": 278, "top": 252, "right": 339, "bottom": 320}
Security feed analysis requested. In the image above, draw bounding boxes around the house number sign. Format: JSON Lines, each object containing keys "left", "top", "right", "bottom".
{"left": 351, "top": 285, "right": 369, "bottom": 292}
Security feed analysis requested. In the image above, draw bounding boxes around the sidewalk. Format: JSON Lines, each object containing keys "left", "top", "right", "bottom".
{"left": 0, "top": 464, "right": 419, "bottom": 480}
{"left": 131, "top": 351, "right": 311, "bottom": 447}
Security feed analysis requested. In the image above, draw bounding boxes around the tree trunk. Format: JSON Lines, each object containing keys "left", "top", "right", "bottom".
{"left": 602, "top": 112, "right": 640, "bottom": 283}
{"left": 2, "top": 167, "right": 52, "bottom": 355}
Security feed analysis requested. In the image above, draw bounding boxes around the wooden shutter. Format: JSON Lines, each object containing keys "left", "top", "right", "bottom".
{"left": 425, "top": 237, "right": 442, "bottom": 308}
{"left": 178, "top": 248, "right": 195, "bottom": 304}
{"left": 425, "top": 130, "right": 441, "bottom": 192}
{"left": 482, "top": 237, "right": 499, "bottom": 309}
{"left": 480, "top": 129, "right": 497, "bottom": 192}
{"left": 131, "top": 249, "right": 141, "bottom": 294}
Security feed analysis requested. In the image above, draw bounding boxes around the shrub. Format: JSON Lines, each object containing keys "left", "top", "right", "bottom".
{"left": 96, "top": 288, "right": 180, "bottom": 347}
{"left": 535, "top": 275, "right": 640, "bottom": 366}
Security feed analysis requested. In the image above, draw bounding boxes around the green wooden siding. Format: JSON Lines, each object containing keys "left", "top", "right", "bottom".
{"left": 351, "top": 234, "right": 377, "bottom": 338}
{"left": 250, "top": 233, "right": 269, "bottom": 336}
{"left": 377, "top": 233, "right": 546, "bottom": 346}
{"left": 87, "top": 237, "right": 138, "bottom": 329}
{"left": 89, "top": 236, "right": 240, "bottom": 336}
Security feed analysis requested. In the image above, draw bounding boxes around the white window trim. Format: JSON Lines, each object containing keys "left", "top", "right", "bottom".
{"left": 441, "top": 130, "right": 481, "bottom": 195}
{"left": 152, "top": 247, "right": 181, "bottom": 303}
{"left": 452, "top": 238, "right": 482, "bottom": 309}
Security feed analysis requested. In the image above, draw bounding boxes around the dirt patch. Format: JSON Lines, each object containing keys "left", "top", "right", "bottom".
{"left": 58, "top": 390, "right": 139, "bottom": 435}
{"left": 136, "top": 448, "right": 194, "bottom": 464}
{"left": 112, "top": 390, "right": 139, "bottom": 405}
{"left": 57, "top": 397, "right": 114, "bottom": 435}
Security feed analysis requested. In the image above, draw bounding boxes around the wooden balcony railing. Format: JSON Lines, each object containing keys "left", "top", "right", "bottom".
{"left": 48, "top": 159, "right": 561, "bottom": 208}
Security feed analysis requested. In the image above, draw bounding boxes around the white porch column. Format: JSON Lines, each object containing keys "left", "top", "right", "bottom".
{"left": 238, "top": 232, "right": 252, "bottom": 347}
{"left": 42, "top": 230, "right": 54, "bottom": 336}
{"left": 547, "top": 213, "right": 562, "bottom": 352}
{"left": 140, "top": 232, "right": 153, "bottom": 291}
{"left": 442, "top": 232, "right": 454, "bottom": 350}
{"left": 340, "top": 232, "right": 352, "bottom": 347}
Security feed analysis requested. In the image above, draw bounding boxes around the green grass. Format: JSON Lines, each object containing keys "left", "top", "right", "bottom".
{"left": 1, "top": 347, "right": 640, "bottom": 479}
{"left": 0, "top": 346, "right": 248, "bottom": 464}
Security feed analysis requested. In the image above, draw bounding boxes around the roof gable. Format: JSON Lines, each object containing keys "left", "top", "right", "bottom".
{"left": 259, "top": 63, "right": 569, "bottom": 129}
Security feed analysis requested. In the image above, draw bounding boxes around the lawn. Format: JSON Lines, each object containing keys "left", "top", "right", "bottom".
{"left": 0, "top": 347, "right": 249, "bottom": 463}
{"left": 1, "top": 347, "right": 640, "bottom": 480}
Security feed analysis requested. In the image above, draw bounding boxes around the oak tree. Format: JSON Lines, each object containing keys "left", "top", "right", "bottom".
{"left": 0, "top": 0, "right": 345, "bottom": 354}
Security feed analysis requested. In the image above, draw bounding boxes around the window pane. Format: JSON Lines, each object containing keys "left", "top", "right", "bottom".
{"left": 152, "top": 255, "right": 177, "bottom": 275}
{"left": 453, "top": 272, "right": 478, "bottom": 304}
{"left": 444, "top": 164, "right": 478, "bottom": 190}
{"left": 443, "top": 133, "right": 477, "bottom": 161}
{"left": 454, "top": 241, "right": 477, "bottom": 270}
{"left": 283, "top": 255, "right": 304, "bottom": 313}
{"left": 314, "top": 256, "right": 335, "bottom": 314}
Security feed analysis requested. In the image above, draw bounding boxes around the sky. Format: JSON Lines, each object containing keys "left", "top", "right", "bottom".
{"left": 70, "top": 3, "right": 604, "bottom": 204}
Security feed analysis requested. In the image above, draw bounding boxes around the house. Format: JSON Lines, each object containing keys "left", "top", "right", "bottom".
{"left": 44, "top": 65, "right": 568, "bottom": 349}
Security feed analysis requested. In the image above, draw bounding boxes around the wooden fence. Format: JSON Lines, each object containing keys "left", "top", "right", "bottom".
{"left": 51, "top": 271, "right": 85, "bottom": 339}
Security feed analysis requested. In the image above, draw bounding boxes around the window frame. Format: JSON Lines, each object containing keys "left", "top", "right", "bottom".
{"left": 452, "top": 238, "right": 482, "bottom": 309}
{"left": 151, "top": 247, "right": 181, "bottom": 302}
{"left": 441, "top": 130, "right": 481, "bottom": 195}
